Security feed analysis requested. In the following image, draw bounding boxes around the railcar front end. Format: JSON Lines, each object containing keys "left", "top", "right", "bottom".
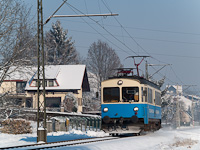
{"left": 101, "top": 77, "right": 161, "bottom": 135}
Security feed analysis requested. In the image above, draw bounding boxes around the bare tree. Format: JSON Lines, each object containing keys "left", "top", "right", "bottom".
{"left": 0, "top": 1, "right": 36, "bottom": 119}
{"left": 87, "top": 40, "right": 122, "bottom": 88}
{"left": 0, "top": 1, "right": 36, "bottom": 86}
{"left": 45, "top": 20, "right": 79, "bottom": 65}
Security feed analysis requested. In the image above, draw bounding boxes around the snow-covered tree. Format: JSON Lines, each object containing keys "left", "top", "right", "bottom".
{"left": 63, "top": 93, "right": 78, "bottom": 112}
{"left": 45, "top": 20, "right": 79, "bottom": 65}
{"left": 82, "top": 72, "right": 100, "bottom": 111}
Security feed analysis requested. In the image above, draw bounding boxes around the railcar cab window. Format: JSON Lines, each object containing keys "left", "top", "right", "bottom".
{"left": 103, "top": 87, "right": 120, "bottom": 103}
{"left": 122, "top": 87, "right": 139, "bottom": 102}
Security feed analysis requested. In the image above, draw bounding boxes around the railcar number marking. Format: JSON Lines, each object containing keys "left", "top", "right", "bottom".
{"left": 149, "top": 109, "right": 160, "bottom": 114}
{"left": 149, "top": 109, "right": 154, "bottom": 113}
{"left": 156, "top": 110, "right": 160, "bottom": 114}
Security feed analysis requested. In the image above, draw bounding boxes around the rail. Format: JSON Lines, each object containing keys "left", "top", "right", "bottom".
{"left": 0, "top": 136, "right": 120, "bottom": 150}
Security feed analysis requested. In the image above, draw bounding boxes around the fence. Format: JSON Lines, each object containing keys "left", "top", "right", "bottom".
{"left": 47, "top": 117, "right": 102, "bottom": 132}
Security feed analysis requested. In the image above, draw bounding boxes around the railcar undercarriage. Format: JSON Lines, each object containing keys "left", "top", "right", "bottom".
{"left": 102, "top": 117, "right": 161, "bottom": 135}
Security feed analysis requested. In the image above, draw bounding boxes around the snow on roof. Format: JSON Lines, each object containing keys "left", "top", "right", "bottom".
{"left": 179, "top": 95, "right": 192, "bottom": 110}
{"left": 26, "top": 65, "right": 88, "bottom": 91}
{"left": 1, "top": 66, "right": 36, "bottom": 81}
{"left": 166, "top": 85, "right": 183, "bottom": 93}
{"left": 188, "top": 95, "right": 200, "bottom": 100}
{"left": 34, "top": 65, "right": 60, "bottom": 79}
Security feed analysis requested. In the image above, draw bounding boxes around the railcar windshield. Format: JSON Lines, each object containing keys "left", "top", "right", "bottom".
{"left": 103, "top": 87, "right": 120, "bottom": 103}
{"left": 122, "top": 87, "right": 139, "bottom": 102}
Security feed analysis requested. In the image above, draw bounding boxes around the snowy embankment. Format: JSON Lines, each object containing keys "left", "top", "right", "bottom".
{"left": 1, "top": 122, "right": 200, "bottom": 149}
{"left": 52, "top": 127, "right": 200, "bottom": 150}
{"left": 0, "top": 130, "right": 108, "bottom": 148}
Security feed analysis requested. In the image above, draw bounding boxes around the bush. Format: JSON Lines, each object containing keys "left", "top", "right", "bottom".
{"left": 1, "top": 119, "right": 32, "bottom": 134}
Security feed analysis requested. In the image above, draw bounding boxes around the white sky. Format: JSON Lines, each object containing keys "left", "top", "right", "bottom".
{"left": 23, "top": 0, "right": 200, "bottom": 92}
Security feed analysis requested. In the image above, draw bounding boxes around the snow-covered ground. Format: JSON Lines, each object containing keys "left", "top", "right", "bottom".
{"left": 1, "top": 122, "right": 200, "bottom": 150}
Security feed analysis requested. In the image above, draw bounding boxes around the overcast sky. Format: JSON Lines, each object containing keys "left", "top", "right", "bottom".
{"left": 24, "top": 0, "right": 200, "bottom": 92}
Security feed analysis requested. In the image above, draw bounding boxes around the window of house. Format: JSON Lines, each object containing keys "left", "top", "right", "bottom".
{"left": 16, "top": 82, "right": 26, "bottom": 93}
{"left": 78, "top": 98, "right": 82, "bottom": 106}
{"left": 30, "top": 79, "right": 58, "bottom": 87}
{"left": 49, "top": 80, "right": 54, "bottom": 87}
{"left": 46, "top": 97, "right": 61, "bottom": 107}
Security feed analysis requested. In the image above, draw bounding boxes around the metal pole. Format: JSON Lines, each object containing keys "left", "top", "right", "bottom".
{"left": 176, "top": 85, "right": 180, "bottom": 128}
{"left": 37, "top": 0, "right": 47, "bottom": 143}
{"left": 85, "top": 120, "right": 87, "bottom": 131}
{"left": 145, "top": 61, "right": 148, "bottom": 80}
{"left": 192, "top": 95, "right": 194, "bottom": 126}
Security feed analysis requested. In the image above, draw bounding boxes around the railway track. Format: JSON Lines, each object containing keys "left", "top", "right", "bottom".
{"left": 0, "top": 136, "right": 120, "bottom": 150}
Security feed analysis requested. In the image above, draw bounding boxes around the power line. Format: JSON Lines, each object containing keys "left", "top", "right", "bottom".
{"left": 44, "top": 24, "right": 200, "bottom": 46}
{"left": 63, "top": 2, "right": 132, "bottom": 56}
{"left": 64, "top": 1, "right": 138, "bottom": 56}
{"left": 170, "top": 66, "right": 184, "bottom": 85}
{"left": 74, "top": 45, "right": 200, "bottom": 59}
{"left": 54, "top": 18, "right": 200, "bottom": 36}
{"left": 101, "top": 0, "right": 168, "bottom": 65}
{"left": 64, "top": 0, "right": 191, "bottom": 89}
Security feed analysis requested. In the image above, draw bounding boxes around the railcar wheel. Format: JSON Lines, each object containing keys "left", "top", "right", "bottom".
{"left": 130, "top": 115, "right": 138, "bottom": 123}
{"left": 110, "top": 133, "right": 116, "bottom": 137}
{"left": 103, "top": 116, "right": 110, "bottom": 124}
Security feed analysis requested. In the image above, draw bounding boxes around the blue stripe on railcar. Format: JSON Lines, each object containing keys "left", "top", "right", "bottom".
{"left": 101, "top": 104, "right": 161, "bottom": 124}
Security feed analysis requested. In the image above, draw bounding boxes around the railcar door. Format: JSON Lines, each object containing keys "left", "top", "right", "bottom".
{"left": 121, "top": 87, "right": 140, "bottom": 118}
{"left": 142, "top": 87, "right": 149, "bottom": 124}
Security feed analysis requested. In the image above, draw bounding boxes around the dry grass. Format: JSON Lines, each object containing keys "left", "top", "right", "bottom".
{"left": 171, "top": 137, "right": 198, "bottom": 148}
{"left": 0, "top": 119, "right": 32, "bottom": 134}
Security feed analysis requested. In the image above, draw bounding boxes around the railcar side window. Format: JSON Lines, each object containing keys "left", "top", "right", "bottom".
{"left": 144, "top": 88, "right": 147, "bottom": 102}
{"left": 103, "top": 87, "right": 120, "bottom": 103}
{"left": 122, "top": 87, "right": 139, "bottom": 102}
{"left": 141, "top": 87, "right": 143, "bottom": 102}
{"left": 155, "top": 91, "right": 161, "bottom": 105}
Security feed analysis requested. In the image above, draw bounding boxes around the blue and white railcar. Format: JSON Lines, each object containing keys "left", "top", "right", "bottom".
{"left": 101, "top": 76, "right": 161, "bottom": 134}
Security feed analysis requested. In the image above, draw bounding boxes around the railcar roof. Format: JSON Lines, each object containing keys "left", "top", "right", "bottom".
{"left": 108, "top": 75, "right": 160, "bottom": 90}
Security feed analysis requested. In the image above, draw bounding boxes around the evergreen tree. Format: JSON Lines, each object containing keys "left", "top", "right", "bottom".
{"left": 45, "top": 20, "right": 79, "bottom": 65}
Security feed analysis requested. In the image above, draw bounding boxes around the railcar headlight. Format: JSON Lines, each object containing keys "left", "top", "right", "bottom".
{"left": 103, "top": 107, "right": 108, "bottom": 112}
{"left": 134, "top": 107, "right": 139, "bottom": 111}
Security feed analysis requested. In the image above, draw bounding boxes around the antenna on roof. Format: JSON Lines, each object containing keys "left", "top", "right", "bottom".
{"left": 126, "top": 56, "right": 150, "bottom": 77}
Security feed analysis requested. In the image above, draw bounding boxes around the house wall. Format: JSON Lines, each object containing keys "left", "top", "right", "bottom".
{"left": 0, "top": 81, "right": 27, "bottom": 107}
{"left": 1, "top": 82, "right": 84, "bottom": 112}
{"left": 26, "top": 88, "right": 83, "bottom": 112}
{"left": 74, "top": 89, "right": 83, "bottom": 112}
{"left": 0, "top": 81, "right": 17, "bottom": 94}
